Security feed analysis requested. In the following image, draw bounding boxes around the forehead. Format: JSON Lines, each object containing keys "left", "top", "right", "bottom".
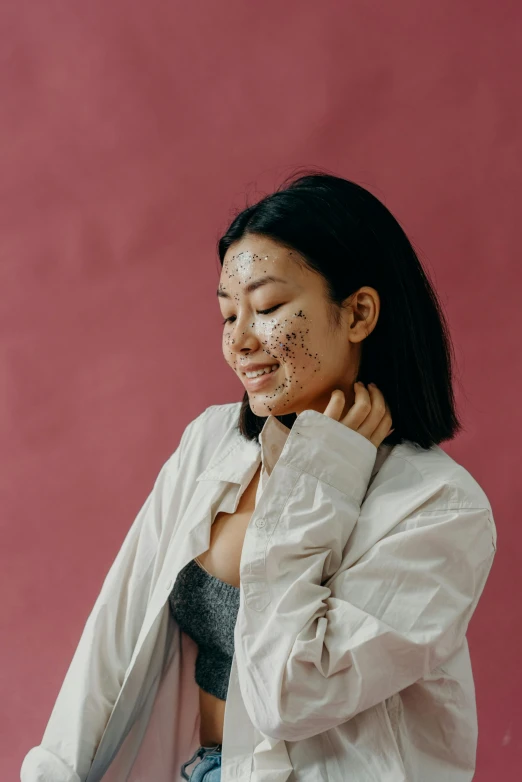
{"left": 220, "top": 236, "right": 298, "bottom": 285}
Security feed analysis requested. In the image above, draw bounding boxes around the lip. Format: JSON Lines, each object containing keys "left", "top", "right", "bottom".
{"left": 238, "top": 361, "right": 279, "bottom": 374}
{"left": 238, "top": 362, "right": 280, "bottom": 392}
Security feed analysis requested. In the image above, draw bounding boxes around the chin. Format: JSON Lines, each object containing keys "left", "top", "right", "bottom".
{"left": 248, "top": 399, "right": 275, "bottom": 417}
{"left": 248, "top": 395, "right": 298, "bottom": 419}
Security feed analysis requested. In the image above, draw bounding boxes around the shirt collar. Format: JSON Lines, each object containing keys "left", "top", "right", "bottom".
{"left": 258, "top": 415, "right": 291, "bottom": 476}
{"left": 196, "top": 414, "right": 289, "bottom": 488}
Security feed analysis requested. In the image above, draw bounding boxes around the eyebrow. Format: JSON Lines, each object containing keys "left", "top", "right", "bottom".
{"left": 217, "top": 275, "right": 288, "bottom": 298}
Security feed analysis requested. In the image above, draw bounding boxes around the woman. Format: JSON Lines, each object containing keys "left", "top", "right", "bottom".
{"left": 21, "top": 172, "right": 496, "bottom": 782}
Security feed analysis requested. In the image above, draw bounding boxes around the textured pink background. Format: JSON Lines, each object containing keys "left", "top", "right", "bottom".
{"left": 1, "top": 1, "right": 520, "bottom": 778}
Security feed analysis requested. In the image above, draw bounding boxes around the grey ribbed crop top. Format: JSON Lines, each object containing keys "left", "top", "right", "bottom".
{"left": 168, "top": 558, "right": 240, "bottom": 701}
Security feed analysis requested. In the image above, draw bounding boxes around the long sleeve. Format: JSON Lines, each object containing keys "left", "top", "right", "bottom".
{"left": 234, "top": 410, "right": 496, "bottom": 743}
{"left": 20, "top": 412, "right": 205, "bottom": 782}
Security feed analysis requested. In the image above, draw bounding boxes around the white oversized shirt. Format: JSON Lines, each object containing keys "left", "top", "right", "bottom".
{"left": 21, "top": 402, "right": 496, "bottom": 782}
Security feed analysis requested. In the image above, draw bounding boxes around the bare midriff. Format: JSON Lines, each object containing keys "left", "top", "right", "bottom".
{"left": 196, "top": 464, "right": 261, "bottom": 747}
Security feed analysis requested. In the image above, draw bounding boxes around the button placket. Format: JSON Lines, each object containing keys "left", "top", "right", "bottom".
{"left": 253, "top": 512, "right": 269, "bottom": 567}
{"left": 241, "top": 512, "right": 271, "bottom": 610}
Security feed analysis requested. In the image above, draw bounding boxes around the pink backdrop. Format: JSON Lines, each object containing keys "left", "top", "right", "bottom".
{"left": 1, "top": 1, "right": 520, "bottom": 778}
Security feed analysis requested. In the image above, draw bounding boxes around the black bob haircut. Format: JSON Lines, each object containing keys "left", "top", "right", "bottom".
{"left": 217, "top": 170, "right": 462, "bottom": 451}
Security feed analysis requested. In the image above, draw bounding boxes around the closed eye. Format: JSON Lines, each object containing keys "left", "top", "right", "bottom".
{"left": 222, "top": 304, "right": 281, "bottom": 325}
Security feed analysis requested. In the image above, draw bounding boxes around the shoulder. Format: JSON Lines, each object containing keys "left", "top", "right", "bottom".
{"left": 386, "top": 441, "right": 492, "bottom": 514}
{"left": 165, "top": 401, "right": 243, "bottom": 475}
{"left": 184, "top": 401, "right": 242, "bottom": 442}
{"left": 356, "top": 439, "right": 496, "bottom": 558}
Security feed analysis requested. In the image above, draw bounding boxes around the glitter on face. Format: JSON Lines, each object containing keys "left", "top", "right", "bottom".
{"left": 219, "top": 238, "right": 352, "bottom": 417}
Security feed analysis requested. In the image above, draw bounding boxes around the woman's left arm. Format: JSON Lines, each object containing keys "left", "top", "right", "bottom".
{"left": 234, "top": 392, "right": 496, "bottom": 742}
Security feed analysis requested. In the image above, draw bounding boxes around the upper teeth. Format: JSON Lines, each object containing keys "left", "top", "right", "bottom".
{"left": 245, "top": 365, "right": 279, "bottom": 378}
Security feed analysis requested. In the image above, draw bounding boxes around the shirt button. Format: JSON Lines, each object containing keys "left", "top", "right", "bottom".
{"left": 255, "top": 518, "right": 266, "bottom": 528}
{"left": 166, "top": 579, "right": 173, "bottom": 591}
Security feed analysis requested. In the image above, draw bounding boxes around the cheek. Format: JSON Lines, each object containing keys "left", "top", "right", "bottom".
{"left": 222, "top": 309, "right": 322, "bottom": 382}
{"left": 258, "top": 313, "right": 322, "bottom": 377}
{"left": 222, "top": 330, "right": 236, "bottom": 358}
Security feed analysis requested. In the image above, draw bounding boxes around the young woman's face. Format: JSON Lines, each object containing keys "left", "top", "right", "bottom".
{"left": 219, "top": 234, "right": 367, "bottom": 418}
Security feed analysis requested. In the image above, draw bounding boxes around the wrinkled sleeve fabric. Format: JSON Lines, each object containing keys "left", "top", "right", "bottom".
{"left": 234, "top": 410, "right": 496, "bottom": 742}
{"left": 20, "top": 412, "right": 205, "bottom": 782}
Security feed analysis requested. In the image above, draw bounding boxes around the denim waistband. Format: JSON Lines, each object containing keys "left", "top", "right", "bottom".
{"left": 180, "top": 744, "right": 222, "bottom": 779}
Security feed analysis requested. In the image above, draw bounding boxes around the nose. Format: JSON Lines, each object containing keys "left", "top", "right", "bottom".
{"left": 227, "top": 315, "right": 260, "bottom": 355}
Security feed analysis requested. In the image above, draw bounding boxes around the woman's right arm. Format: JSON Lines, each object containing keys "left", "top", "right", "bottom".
{"left": 20, "top": 411, "right": 207, "bottom": 782}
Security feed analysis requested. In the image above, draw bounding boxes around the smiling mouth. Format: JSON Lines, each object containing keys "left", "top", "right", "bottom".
{"left": 242, "top": 364, "right": 281, "bottom": 391}
{"left": 242, "top": 364, "right": 280, "bottom": 378}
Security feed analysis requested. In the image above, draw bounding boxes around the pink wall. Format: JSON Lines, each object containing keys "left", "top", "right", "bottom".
{"left": 1, "top": 1, "right": 520, "bottom": 778}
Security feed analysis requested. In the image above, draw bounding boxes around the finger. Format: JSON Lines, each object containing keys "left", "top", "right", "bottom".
{"left": 369, "top": 415, "right": 394, "bottom": 447}
{"left": 357, "top": 385, "right": 392, "bottom": 440}
{"left": 354, "top": 384, "right": 389, "bottom": 438}
{"left": 339, "top": 382, "right": 372, "bottom": 430}
{"left": 323, "top": 389, "right": 345, "bottom": 420}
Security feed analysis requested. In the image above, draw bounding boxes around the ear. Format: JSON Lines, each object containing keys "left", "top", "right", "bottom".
{"left": 343, "top": 287, "right": 380, "bottom": 342}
